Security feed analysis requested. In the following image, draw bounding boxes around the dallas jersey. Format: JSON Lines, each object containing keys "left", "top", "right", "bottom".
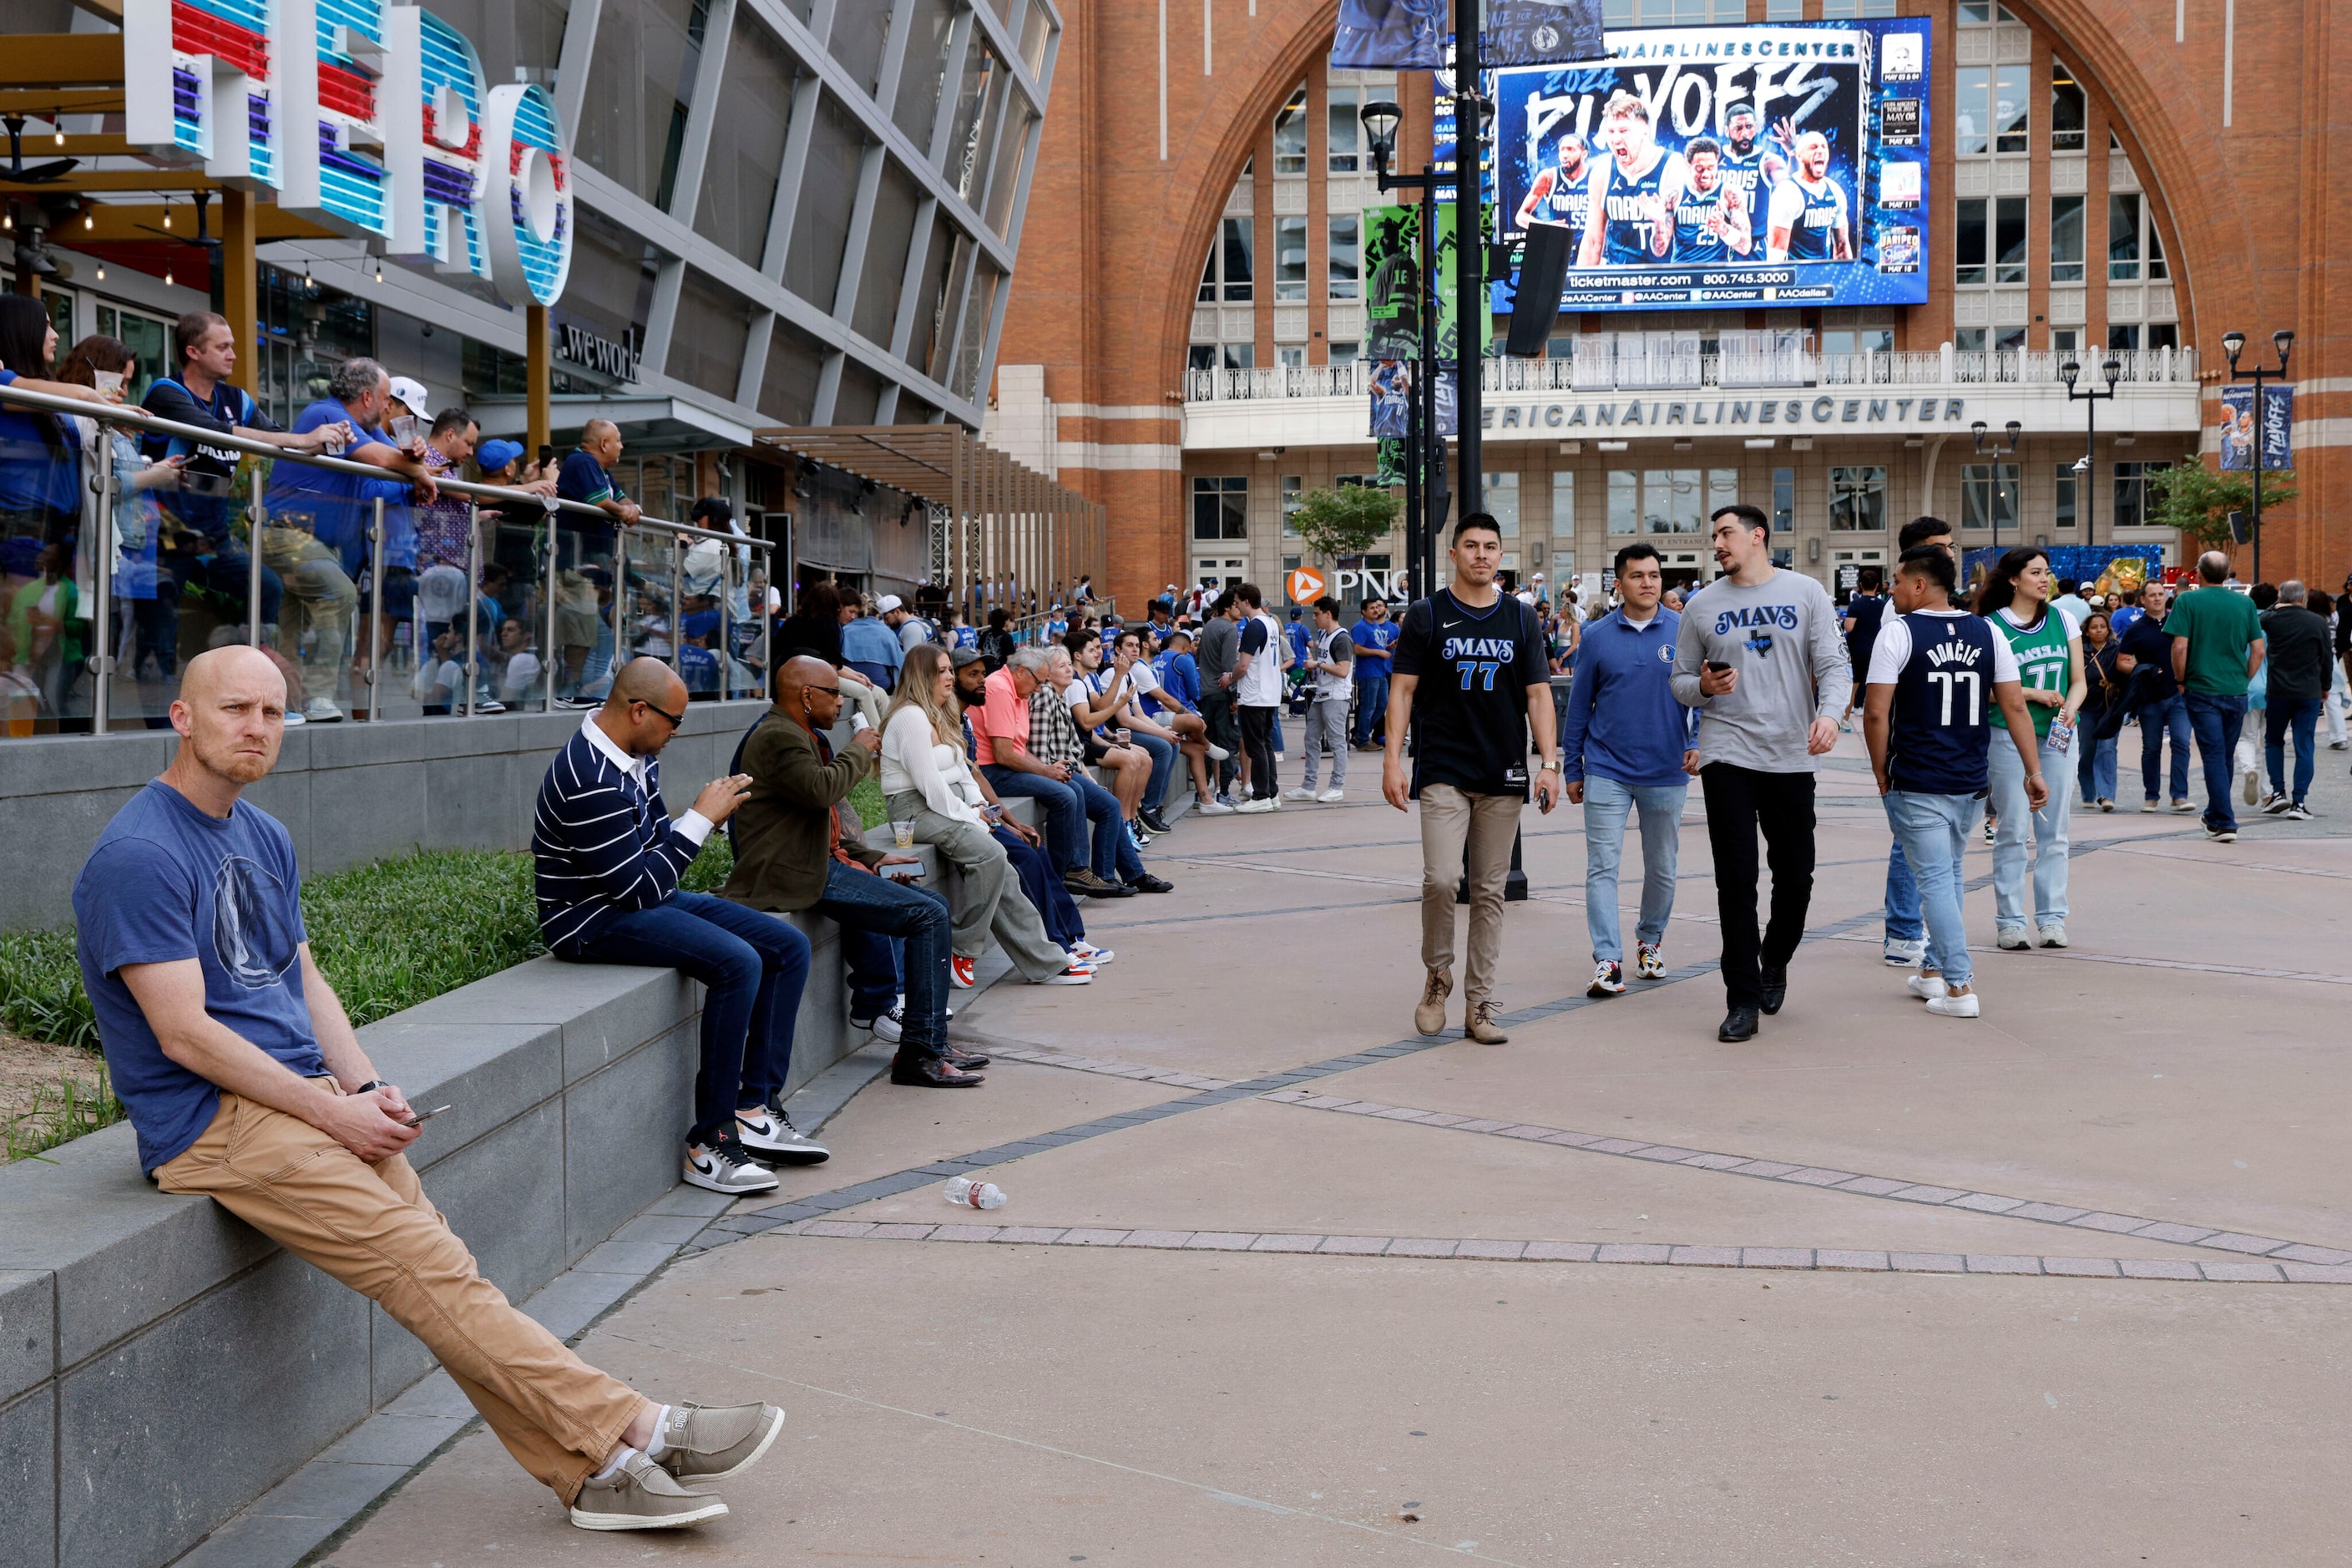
{"left": 1672, "top": 180, "right": 1743, "bottom": 263}
{"left": 1717, "top": 147, "right": 1774, "bottom": 251}
{"left": 1527, "top": 168, "right": 1592, "bottom": 257}
{"left": 1768, "top": 175, "right": 1847, "bottom": 260}
{"left": 1871, "top": 609, "right": 2020, "bottom": 795}
{"left": 1597, "top": 148, "right": 1680, "bottom": 265}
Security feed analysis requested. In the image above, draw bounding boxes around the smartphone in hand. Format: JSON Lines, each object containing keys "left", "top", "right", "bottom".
{"left": 402, "top": 1105, "right": 453, "bottom": 1128}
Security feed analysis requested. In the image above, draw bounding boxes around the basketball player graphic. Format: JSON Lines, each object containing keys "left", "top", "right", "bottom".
{"left": 1766, "top": 130, "right": 1852, "bottom": 262}
{"left": 1576, "top": 92, "right": 1687, "bottom": 268}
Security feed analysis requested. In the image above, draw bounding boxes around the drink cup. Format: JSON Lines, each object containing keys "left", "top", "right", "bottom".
{"left": 892, "top": 819, "right": 914, "bottom": 850}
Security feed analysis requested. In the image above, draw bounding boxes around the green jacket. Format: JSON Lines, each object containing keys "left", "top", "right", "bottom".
{"left": 721, "top": 711, "right": 881, "bottom": 913}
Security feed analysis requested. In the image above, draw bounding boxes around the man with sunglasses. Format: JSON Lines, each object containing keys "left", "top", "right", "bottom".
{"left": 535, "top": 659, "right": 825, "bottom": 1196}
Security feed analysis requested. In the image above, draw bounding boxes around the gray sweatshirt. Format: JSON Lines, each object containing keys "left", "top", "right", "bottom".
{"left": 1671, "top": 569, "right": 1853, "bottom": 772}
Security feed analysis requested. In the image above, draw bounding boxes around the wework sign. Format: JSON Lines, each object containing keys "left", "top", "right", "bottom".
{"left": 557, "top": 319, "right": 643, "bottom": 382}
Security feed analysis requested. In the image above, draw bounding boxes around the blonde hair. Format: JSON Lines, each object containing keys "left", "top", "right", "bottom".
{"left": 889, "top": 642, "right": 961, "bottom": 747}
{"left": 1603, "top": 90, "right": 1649, "bottom": 124}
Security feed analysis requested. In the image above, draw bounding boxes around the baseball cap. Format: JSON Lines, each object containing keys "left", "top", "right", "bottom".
{"left": 387, "top": 376, "right": 431, "bottom": 418}
{"left": 948, "top": 646, "right": 985, "bottom": 668}
{"left": 1168, "top": 625, "right": 1195, "bottom": 643}
{"left": 878, "top": 594, "right": 904, "bottom": 613}
{"left": 476, "top": 438, "right": 524, "bottom": 473}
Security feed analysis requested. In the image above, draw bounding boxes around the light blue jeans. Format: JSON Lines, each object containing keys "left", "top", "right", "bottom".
{"left": 1581, "top": 774, "right": 1688, "bottom": 964}
{"left": 1884, "top": 791, "right": 1981, "bottom": 989}
{"left": 1987, "top": 731, "right": 2071, "bottom": 931}
{"left": 1883, "top": 840, "right": 1921, "bottom": 946}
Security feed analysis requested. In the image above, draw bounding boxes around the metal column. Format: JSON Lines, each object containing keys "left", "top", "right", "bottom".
{"left": 91, "top": 445, "right": 114, "bottom": 733}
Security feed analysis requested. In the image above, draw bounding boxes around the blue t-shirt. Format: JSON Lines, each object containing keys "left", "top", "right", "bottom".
{"left": 1349, "top": 617, "right": 1399, "bottom": 679}
{"left": 0, "top": 368, "right": 81, "bottom": 518}
{"left": 265, "top": 400, "right": 416, "bottom": 574}
{"left": 72, "top": 781, "right": 324, "bottom": 1175}
{"left": 557, "top": 449, "right": 620, "bottom": 548}
{"left": 1149, "top": 650, "right": 1200, "bottom": 715}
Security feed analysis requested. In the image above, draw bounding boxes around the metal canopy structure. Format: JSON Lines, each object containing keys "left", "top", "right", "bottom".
{"left": 756, "top": 427, "right": 1107, "bottom": 614}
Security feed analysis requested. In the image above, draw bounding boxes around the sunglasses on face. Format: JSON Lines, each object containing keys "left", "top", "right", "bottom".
{"left": 634, "top": 700, "right": 685, "bottom": 730}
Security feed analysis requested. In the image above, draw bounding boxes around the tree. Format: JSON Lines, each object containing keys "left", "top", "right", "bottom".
{"left": 2147, "top": 461, "right": 2297, "bottom": 553}
{"left": 1288, "top": 483, "right": 1399, "bottom": 562}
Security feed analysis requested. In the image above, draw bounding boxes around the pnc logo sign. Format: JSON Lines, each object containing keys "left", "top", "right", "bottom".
{"left": 1286, "top": 567, "right": 1328, "bottom": 604}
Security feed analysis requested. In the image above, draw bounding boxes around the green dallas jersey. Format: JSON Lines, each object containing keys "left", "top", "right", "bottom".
{"left": 1990, "top": 604, "right": 2078, "bottom": 738}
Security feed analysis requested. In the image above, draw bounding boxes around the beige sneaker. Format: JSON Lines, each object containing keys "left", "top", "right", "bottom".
{"left": 1464, "top": 999, "right": 1510, "bottom": 1045}
{"left": 569, "top": 1452, "right": 728, "bottom": 1531}
{"left": 654, "top": 1401, "right": 786, "bottom": 1484}
{"left": 1414, "top": 969, "right": 1452, "bottom": 1036}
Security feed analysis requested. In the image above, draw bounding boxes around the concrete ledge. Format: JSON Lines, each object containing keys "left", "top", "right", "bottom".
{"left": 0, "top": 936, "right": 860, "bottom": 1568}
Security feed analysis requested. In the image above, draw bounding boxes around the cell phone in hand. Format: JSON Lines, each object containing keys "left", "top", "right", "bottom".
{"left": 402, "top": 1105, "right": 453, "bottom": 1128}
{"left": 1704, "top": 660, "right": 1732, "bottom": 674}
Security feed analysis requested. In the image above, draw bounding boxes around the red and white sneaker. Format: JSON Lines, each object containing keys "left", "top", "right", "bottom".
{"left": 949, "top": 955, "right": 977, "bottom": 989}
{"left": 1034, "top": 965, "right": 1094, "bottom": 986}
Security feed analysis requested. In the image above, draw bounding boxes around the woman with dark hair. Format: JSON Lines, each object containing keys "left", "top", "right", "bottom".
{"left": 773, "top": 579, "right": 885, "bottom": 723}
{"left": 1975, "top": 546, "right": 2086, "bottom": 948}
{"left": 978, "top": 605, "right": 1016, "bottom": 671}
{"left": 0, "top": 296, "right": 85, "bottom": 594}
{"left": 2075, "top": 610, "right": 2122, "bottom": 812}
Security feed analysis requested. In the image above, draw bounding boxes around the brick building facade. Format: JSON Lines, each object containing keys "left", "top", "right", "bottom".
{"left": 993, "top": 0, "right": 2349, "bottom": 610}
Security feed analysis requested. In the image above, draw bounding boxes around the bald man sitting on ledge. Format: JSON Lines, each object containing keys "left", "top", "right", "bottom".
{"left": 534, "top": 657, "right": 829, "bottom": 1196}
{"left": 73, "top": 647, "right": 785, "bottom": 1532}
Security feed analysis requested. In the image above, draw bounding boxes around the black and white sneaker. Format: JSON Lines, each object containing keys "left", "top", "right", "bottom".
{"left": 737, "top": 1105, "right": 830, "bottom": 1166}
{"left": 684, "top": 1136, "right": 781, "bottom": 1196}
{"left": 851, "top": 1003, "right": 906, "bottom": 1044}
{"left": 2261, "top": 792, "right": 2293, "bottom": 815}
{"left": 2285, "top": 802, "right": 2314, "bottom": 822}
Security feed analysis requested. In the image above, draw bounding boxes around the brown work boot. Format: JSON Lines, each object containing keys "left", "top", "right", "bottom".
{"left": 1414, "top": 969, "right": 1453, "bottom": 1036}
{"left": 1464, "top": 999, "right": 1509, "bottom": 1045}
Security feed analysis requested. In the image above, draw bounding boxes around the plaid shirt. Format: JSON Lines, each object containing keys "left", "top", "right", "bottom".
{"left": 1028, "top": 685, "right": 1088, "bottom": 768}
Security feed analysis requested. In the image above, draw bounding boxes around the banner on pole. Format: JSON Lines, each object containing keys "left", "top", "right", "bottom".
{"left": 1332, "top": 0, "right": 1444, "bottom": 69}
{"left": 2218, "top": 385, "right": 2293, "bottom": 472}
{"left": 1363, "top": 205, "right": 1423, "bottom": 361}
{"left": 1371, "top": 360, "right": 1413, "bottom": 438}
{"left": 1485, "top": 0, "right": 1607, "bottom": 67}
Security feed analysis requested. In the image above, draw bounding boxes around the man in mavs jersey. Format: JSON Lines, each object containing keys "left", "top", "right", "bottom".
{"left": 1576, "top": 92, "right": 1687, "bottom": 269}
{"left": 1766, "top": 130, "right": 1852, "bottom": 262}
{"left": 1667, "top": 138, "right": 1752, "bottom": 263}
{"left": 1715, "top": 102, "right": 1787, "bottom": 259}
{"left": 1515, "top": 129, "right": 1593, "bottom": 256}
{"left": 1861, "top": 545, "right": 2046, "bottom": 1020}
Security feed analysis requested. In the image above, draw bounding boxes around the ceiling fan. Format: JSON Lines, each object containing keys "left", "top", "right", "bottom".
{"left": 137, "top": 188, "right": 222, "bottom": 249}
{"left": 1, "top": 115, "right": 78, "bottom": 184}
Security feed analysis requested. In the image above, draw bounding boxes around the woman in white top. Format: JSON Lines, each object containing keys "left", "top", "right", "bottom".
{"left": 883, "top": 643, "right": 1093, "bottom": 989}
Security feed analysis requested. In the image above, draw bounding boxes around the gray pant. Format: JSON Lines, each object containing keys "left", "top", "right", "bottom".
{"left": 1301, "top": 695, "right": 1349, "bottom": 791}
{"left": 886, "top": 792, "right": 1070, "bottom": 981}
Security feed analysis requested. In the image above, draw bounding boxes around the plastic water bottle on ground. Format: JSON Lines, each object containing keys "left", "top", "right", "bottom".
{"left": 943, "top": 1176, "right": 1006, "bottom": 1210}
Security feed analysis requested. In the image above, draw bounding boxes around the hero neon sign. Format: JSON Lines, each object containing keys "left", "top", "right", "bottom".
{"left": 122, "top": 0, "right": 570, "bottom": 306}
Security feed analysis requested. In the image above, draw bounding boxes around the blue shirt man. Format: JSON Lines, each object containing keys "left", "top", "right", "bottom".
{"left": 1559, "top": 544, "right": 1697, "bottom": 993}
{"left": 260, "top": 360, "right": 422, "bottom": 577}
{"left": 841, "top": 610, "right": 904, "bottom": 690}
{"left": 1348, "top": 599, "right": 1400, "bottom": 746}
{"left": 1147, "top": 634, "right": 1201, "bottom": 717}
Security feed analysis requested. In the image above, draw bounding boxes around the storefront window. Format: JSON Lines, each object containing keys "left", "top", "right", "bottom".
{"left": 1193, "top": 476, "right": 1249, "bottom": 540}
{"left": 2054, "top": 468, "right": 2077, "bottom": 530}
{"left": 1961, "top": 463, "right": 2021, "bottom": 534}
{"left": 1828, "top": 467, "right": 1887, "bottom": 531}
{"left": 2113, "top": 463, "right": 2164, "bottom": 530}
{"left": 1607, "top": 470, "right": 1638, "bottom": 535}
{"left": 1485, "top": 472, "right": 1520, "bottom": 535}
{"left": 1773, "top": 468, "right": 1795, "bottom": 533}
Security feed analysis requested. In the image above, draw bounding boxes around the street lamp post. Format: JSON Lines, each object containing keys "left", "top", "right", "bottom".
{"left": 1454, "top": 0, "right": 1486, "bottom": 532}
{"left": 1970, "top": 418, "right": 2023, "bottom": 554}
{"left": 2221, "top": 329, "right": 2294, "bottom": 585}
{"left": 1363, "top": 99, "right": 1441, "bottom": 599}
{"left": 2059, "top": 354, "right": 2122, "bottom": 548}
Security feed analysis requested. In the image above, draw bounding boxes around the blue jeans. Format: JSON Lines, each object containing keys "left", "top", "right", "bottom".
{"left": 567, "top": 891, "right": 811, "bottom": 1148}
{"left": 1884, "top": 791, "right": 1981, "bottom": 989}
{"left": 2139, "top": 692, "right": 2190, "bottom": 802}
{"left": 2266, "top": 694, "right": 2322, "bottom": 804}
{"left": 2076, "top": 733, "right": 2118, "bottom": 805}
{"left": 1132, "top": 730, "right": 1178, "bottom": 812}
{"left": 1884, "top": 839, "right": 1922, "bottom": 945}
{"left": 812, "top": 862, "right": 951, "bottom": 1056}
{"left": 1988, "top": 731, "right": 2072, "bottom": 930}
{"left": 994, "top": 823, "right": 1085, "bottom": 947}
{"left": 1581, "top": 775, "right": 1687, "bottom": 963}
{"left": 1353, "top": 675, "right": 1389, "bottom": 746}
{"left": 1075, "top": 770, "right": 1146, "bottom": 881}
{"left": 984, "top": 763, "right": 1088, "bottom": 873}
{"left": 2185, "top": 691, "right": 2249, "bottom": 832}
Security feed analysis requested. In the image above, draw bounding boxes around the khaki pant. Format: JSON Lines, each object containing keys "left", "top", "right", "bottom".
{"left": 1418, "top": 782, "right": 1522, "bottom": 1004}
{"left": 157, "top": 1090, "right": 642, "bottom": 1505}
{"left": 887, "top": 791, "right": 1070, "bottom": 980}
{"left": 261, "top": 526, "right": 357, "bottom": 706}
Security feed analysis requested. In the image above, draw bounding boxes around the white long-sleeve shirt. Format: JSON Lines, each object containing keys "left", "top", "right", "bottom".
{"left": 881, "top": 706, "right": 987, "bottom": 824}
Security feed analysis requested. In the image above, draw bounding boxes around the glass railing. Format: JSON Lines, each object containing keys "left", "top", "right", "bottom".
{"left": 0, "top": 381, "right": 773, "bottom": 738}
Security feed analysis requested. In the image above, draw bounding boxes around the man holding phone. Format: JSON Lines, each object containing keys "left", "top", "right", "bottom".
{"left": 1671, "top": 503, "right": 1852, "bottom": 1042}
{"left": 78, "top": 648, "right": 786, "bottom": 1531}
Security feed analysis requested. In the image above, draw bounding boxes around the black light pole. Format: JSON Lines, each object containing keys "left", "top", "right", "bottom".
{"left": 1454, "top": 0, "right": 1485, "bottom": 524}
{"left": 1363, "top": 99, "right": 1439, "bottom": 599}
{"left": 2221, "top": 329, "right": 2294, "bottom": 584}
{"left": 2059, "top": 354, "right": 2122, "bottom": 549}
{"left": 1970, "top": 417, "right": 2022, "bottom": 554}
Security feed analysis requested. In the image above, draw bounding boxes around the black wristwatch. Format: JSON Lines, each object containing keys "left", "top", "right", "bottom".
{"left": 352, "top": 1079, "right": 390, "bottom": 1096}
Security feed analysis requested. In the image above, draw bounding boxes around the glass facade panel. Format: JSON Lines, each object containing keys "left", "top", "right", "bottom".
{"left": 1961, "top": 463, "right": 2021, "bottom": 534}
{"left": 786, "top": 93, "right": 871, "bottom": 313}
{"left": 830, "top": 0, "right": 893, "bottom": 95}
{"left": 1273, "top": 85, "right": 1308, "bottom": 175}
{"left": 855, "top": 159, "right": 925, "bottom": 345}
{"left": 761, "top": 318, "right": 828, "bottom": 424}
{"left": 1194, "top": 477, "right": 1250, "bottom": 540}
{"left": 1275, "top": 216, "right": 1308, "bottom": 301}
{"left": 578, "top": 0, "right": 704, "bottom": 202}
{"left": 2049, "top": 195, "right": 2084, "bottom": 284}
{"left": 894, "top": 0, "right": 959, "bottom": 145}
{"left": 1328, "top": 216, "right": 1360, "bottom": 300}
{"left": 668, "top": 271, "right": 753, "bottom": 400}
{"left": 695, "top": 11, "right": 800, "bottom": 266}
{"left": 1828, "top": 466, "right": 1887, "bottom": 531}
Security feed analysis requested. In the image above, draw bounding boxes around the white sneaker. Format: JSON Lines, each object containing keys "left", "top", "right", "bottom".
{"left": 1906, "top": 972, "right": 1949, "bottom": 999}
{"left": 281, "top": 709, "right": 306, "bottom": 726}
{"left": 683, "top": 1142, "right": 781, "bottom": 1196}
{"left": 1925, "top": 990, "right": 1981, "bottom": 1018}
{"left": 735, "top": 1108, "right": 830, "bottom": 1165}
{"left": 1196, "top": 797, "right": 1236, "bottom": 816}
{"left": 303, "top": 698, "right": 345, "bottom": 723}
{"left": 1234, "top": 797, "right": 1274, "bottom": 814}
{"left": 1034, "top": 966, "right": 1094, "bottom": 985}
{"left": 2139, "top": 799, "right": 2159, "bottom": 813}
{"left": 1282, "top": 787, "right": 1317, "bottom": 801}
{"left": 1205, "top": 742, "right": 1232, "bottom": 761}
{"left": 475, "top": 699, "right": 508, "bottom": 714}
{"left": 1317, "top": 787, "right": 1346, "bottom": 802}
{"left": 2240, "top": 763, "right": 2262, "bottom": 806}
{"left": 1070, "top": 942, "right": 1115, "bottom": 965}
{"left": 1882, "top": 939, "right": 1925, "bottom": 968}
{"left": 2036, "top": 922, "right": 2067, "bottom": 948}
{"left": 851, "top": 1003, "right": 906, "bottom": 1042}
{"left": 2171, "top": 797, "right": 2196, "bottom": 813}
{"left": 1995, "top": 928, "right": 2031, "bottom": 950}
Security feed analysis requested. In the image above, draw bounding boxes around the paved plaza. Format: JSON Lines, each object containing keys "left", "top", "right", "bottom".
{"left": 326, "top": 731, "right": 2352, "bottom": 1565}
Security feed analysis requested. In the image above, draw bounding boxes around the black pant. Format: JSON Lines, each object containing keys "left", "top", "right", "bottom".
{"left": 1239, "top": 704, "right": 1278, "bottom": 799}
{"left": 1200, "top": 689, "right": 1240, "bottom": 793}
{"left": 1700, "top": 762, "right": 1817, "bottom": 1009}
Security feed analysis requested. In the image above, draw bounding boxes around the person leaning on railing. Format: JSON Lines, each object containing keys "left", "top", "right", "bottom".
{"left": 0, "top": 297, "right": 100, "bottom": 606}
{"left": 74, "top": 645, "right": 788, "bottom": 1532}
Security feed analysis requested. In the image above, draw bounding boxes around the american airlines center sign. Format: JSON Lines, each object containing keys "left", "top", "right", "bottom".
{"left": 120, "top": 0, "right": 573, "bottom": 307}
{"left": 1479, "top": 392, "right": 1973, "bottom": 434}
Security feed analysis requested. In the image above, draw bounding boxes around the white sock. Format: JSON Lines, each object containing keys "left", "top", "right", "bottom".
{"left": 593, "top": 1444, "right": 639, "bottom": 1483}
{"left": 643, "top": 1404, "right": 673, "bottom": 1459}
